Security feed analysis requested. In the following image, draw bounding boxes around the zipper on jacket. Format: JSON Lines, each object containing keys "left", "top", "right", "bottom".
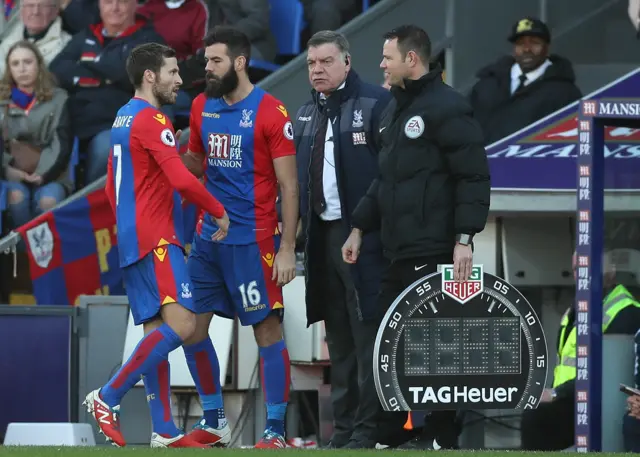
{"left": 303, "top": 107, "right": 321, "bottom": 296}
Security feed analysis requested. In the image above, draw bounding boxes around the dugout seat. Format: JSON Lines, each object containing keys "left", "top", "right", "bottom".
{"left": 249, "top": 0, "right": 305, "bottom": 73}
{"left": 68, "top": 137, "right": 79, "bottom": 189}
{"left": 0, "top": 180, "right": 6, "bottom": 234}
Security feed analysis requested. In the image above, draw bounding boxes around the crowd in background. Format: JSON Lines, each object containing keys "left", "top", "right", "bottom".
{"left": 4, "top": 0, "right": 640, "bottom": 451}
{"left": 0, "top": 0, "right": 378, "bottom": 232}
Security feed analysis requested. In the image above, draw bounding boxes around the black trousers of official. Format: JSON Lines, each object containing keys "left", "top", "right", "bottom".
{"left": 375, "top": 254, "right": 461, "bottom": 448}
{"left": 623, "top": 413, "right": 640, "bottom": 452}
{"left": 317, "top": 219, "right": 381, "bottom": 445}
{"left": 520, "top": 396, "right": 574, "bottom": 450}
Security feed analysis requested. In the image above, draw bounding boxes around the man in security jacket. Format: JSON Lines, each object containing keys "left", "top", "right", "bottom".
{"left": 521, "top": 251, "right": 640, "bottom": 451}
{"left": 294, "top": 31, "right": 393, "bottom": 449}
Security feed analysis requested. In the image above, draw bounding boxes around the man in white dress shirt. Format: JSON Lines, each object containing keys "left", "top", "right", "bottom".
{"left": 293, "top": 31, "right": 394, "bottom": 449}
{"left": 468, "top": 17, "right": 582, "bottom": 145}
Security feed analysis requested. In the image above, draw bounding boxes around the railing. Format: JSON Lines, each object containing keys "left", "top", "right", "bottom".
{"left": 0, "top": 175, "right": 107, "bottom": 272}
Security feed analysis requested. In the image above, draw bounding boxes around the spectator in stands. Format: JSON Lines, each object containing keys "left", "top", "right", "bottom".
{"left": 59, "top": 0, "right": 99, "bottom": 34}
{"left": 300, "top": 0, "right": 357, "bottom": 36}
{"left": 138, "top": 0, "right": 208, "bottom": 118}
{"left": 49, "top": 0, "right": 164, "bottom": 185}
{"left": 1, "top": 41, "right": 71, "bottom": 228}
{"left": 208, "top": 0, "right": 276, "bottom": 62}
{"left": 629, "top": 0, "right": 640, "bottom": 36}
{"left": 469, "top": 17, "right": 582, "bottom": 145}
{"left": 520, "top": 250, "right": 640, "bottom": 451}
{"left": 0, "top": 0, "right": 71, "bottom": 76}
{"left": 0, "top": 0, "right": 22, "bottom": 43}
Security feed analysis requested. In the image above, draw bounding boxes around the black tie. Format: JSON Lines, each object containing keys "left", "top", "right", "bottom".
{"left": 310, "top": 115, "right": 329, "bottom": 216}
{"left": 514, "top": 74, "right": 527, "bottom": 94}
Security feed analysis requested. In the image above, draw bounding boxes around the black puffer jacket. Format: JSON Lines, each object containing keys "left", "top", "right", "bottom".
{"left": 469, "top": 54, "right": 582, "bottom": 145}
{"left": 351, "top": 66, "right": 491, "bottom": 261}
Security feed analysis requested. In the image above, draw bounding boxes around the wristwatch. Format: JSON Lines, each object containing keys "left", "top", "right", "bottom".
{"left": 456, "top": 234, "right": 474, "bottom": 246}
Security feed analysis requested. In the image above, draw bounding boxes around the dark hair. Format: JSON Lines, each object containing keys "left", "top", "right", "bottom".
{"left": 126, "top": 43, "right": 176, "bottom": 89}
{"left": 383, "top": 25, "right": 431, "bottom": 64}
{"left": 204, "top": 26, "right": 251, "bottom": 66}
{"left": 307, "top": 30, "right": 350, "bottom": 57}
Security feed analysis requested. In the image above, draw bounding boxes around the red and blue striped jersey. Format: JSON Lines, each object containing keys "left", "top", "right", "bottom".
{"left": 188, "top": 87, "right": 295, "bottom": 245}
{"left": 106, "top": 97, "right": 186, "bottom": 267}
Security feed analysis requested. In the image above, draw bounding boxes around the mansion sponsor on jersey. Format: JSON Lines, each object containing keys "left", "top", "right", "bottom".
{"left": 408, "top": 386, "right": 519, "bottom": 404}
{"left": 207, "top": 133, "right": 243, "bottom": 168}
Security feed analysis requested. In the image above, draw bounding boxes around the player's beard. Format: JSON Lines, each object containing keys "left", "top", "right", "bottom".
{"left": 152, "top": 81, "right": 176, "bottom": 106}
{"left": 205, "top": 67, "right": 239, "bottom": 99}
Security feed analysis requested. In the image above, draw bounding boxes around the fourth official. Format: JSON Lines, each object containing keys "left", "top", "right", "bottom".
{"left": 342, "top": 24, "right": 491, "bottom": 449}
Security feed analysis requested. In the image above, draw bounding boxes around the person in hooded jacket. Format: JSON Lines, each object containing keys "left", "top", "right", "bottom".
{"left": 469, "top": 17, "right": 582, "bottom": 145}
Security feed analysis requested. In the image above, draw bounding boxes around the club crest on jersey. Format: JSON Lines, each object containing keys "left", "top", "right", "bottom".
{"left": 26, "top": 221, "right": 54, "bottom": 269}
{"left": 239, "top": 109, "right": 253, "bottom": 128}
{"left": 441, "top": 264, "right": 483, "bottom": 304}
{"left": 352, "top": 109, "right": 363, "bottom": 128}
{"left": 161, "top": 129, "right": 175, "bottom": 147}
{"left": 181, "top": 282, "right": 192, "bottom": 299}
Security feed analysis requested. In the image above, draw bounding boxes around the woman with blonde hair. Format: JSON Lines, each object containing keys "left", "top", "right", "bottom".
{"left": 1, "top": 40, "right": 72, "bottom": 228}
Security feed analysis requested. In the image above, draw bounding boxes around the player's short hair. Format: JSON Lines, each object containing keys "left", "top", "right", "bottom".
{"left": 126, "top": 43, "right": 177, "bottom": 89}
{"left": 203, "top": 26, "right": 251, "bottom": 66}
{"left": 307, "top": 31, "right": 350, "bottom": 60}
{"left": 384, "top": 25, "right": 431, "bottom": 63}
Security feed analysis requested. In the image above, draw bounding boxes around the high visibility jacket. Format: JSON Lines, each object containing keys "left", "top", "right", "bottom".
{"left": 553, "top": 284, "right": 640, "bottom": 388}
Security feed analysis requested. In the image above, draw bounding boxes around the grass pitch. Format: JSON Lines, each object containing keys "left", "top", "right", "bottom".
{"left": 0, "top": 448, "right": 635, "bottom": 457}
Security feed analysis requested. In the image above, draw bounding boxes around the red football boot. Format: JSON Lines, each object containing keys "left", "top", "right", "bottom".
{"left": 150, "top": 433, "right": 209, "bottom": 448}
{"left": 83, "top": 389, "right": 126, "bottom": 447}
{"left": 255, "top": 429, "right": 287, "bottom": 449}
{"left": 185, "top": 419, "right": 232, "bottom": 447}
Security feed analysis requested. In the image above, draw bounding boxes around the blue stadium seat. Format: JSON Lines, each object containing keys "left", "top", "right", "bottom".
{"left": 270, "top": 0, "right": 304, "bottom": 55}
{"left": 69, "top": 137, "right": 79, "bottom": 186}
{"left": 0, "top": 180, "right": 6, "bottom": 234}
{"left": 250, "top": 0, "right": 305, "bottom": 73}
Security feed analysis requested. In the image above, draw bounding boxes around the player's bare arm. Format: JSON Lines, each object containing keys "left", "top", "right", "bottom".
{"left": 272, "top": 155, "right": 299, "bottom": 286}
{"left": 181, "top": 149, "right": 205, "bottom": 178}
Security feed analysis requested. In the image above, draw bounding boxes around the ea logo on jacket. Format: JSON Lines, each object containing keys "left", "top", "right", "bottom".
{"left": 405, "top": 115, "right": 425, "bottom": 139}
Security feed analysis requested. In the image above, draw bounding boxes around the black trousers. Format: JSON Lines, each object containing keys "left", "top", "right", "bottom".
{"left": 317, "top": 219, "right": 381, "bottom": 444}
{"left": 375, "top": 254, "right": 461, "bottom": 447}
{"left": 623, "top": 413, "right": 640, "bottom": 452}
{"left": 520, "top": 396, "right": 574, "bottom": 450}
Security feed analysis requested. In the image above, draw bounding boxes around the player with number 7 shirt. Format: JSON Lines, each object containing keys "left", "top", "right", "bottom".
{"left": 83, "top": 43, "right": 229, "bottom": 449}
